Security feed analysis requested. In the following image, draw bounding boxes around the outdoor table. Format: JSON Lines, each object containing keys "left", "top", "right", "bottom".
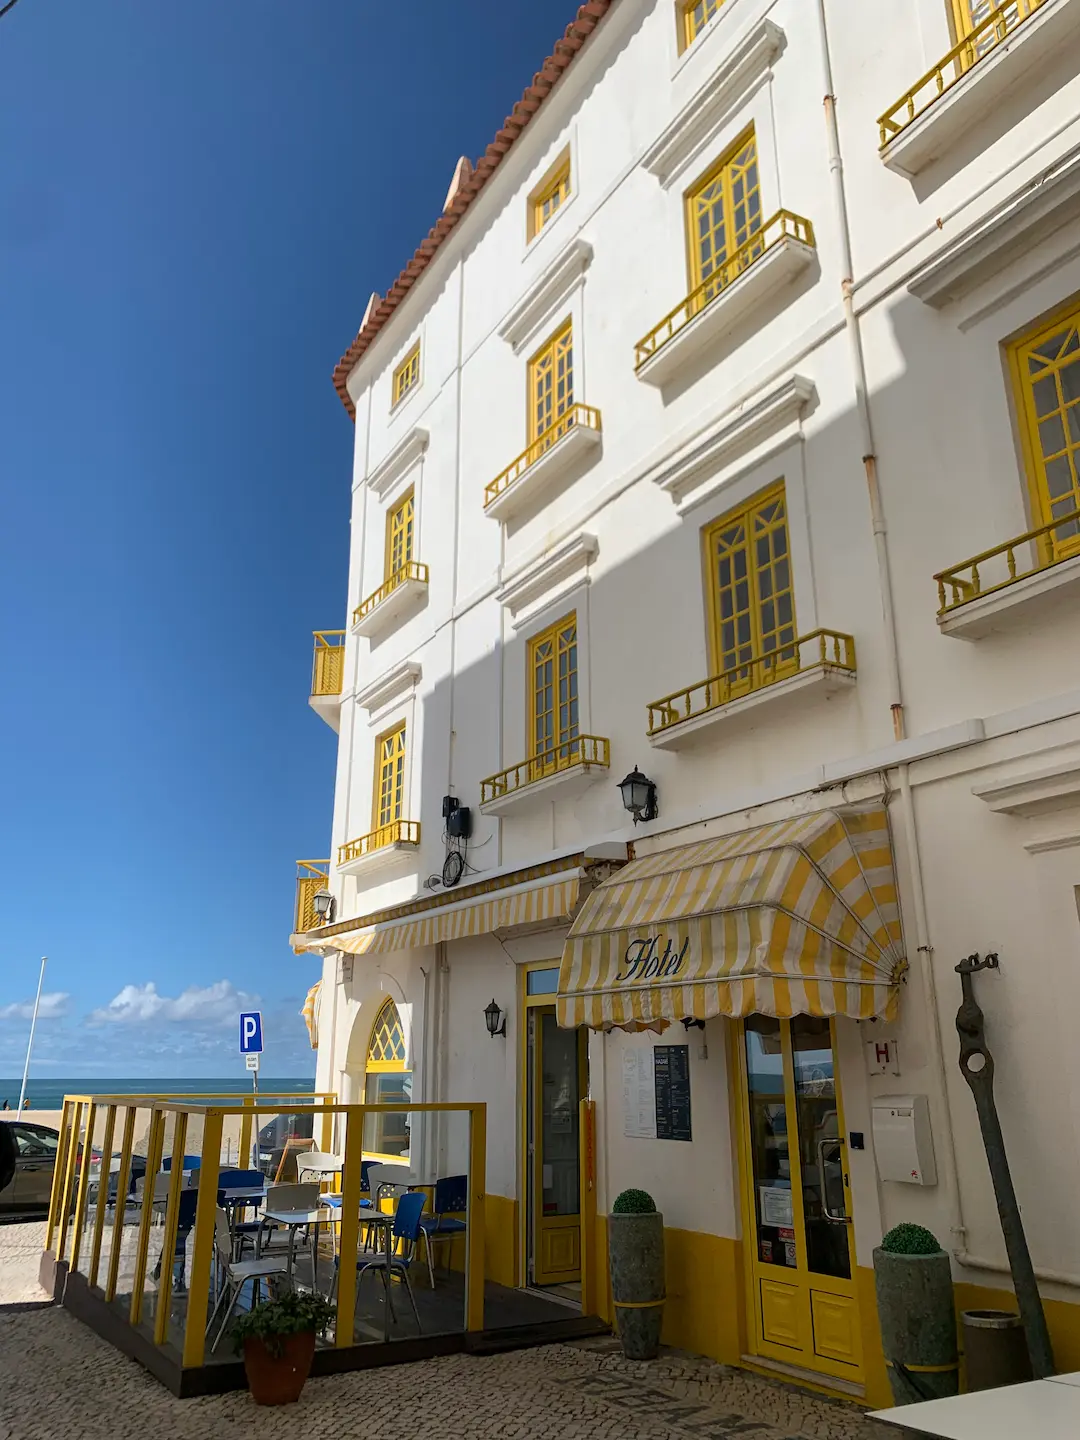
{"left": 261, "top": 1205, "right": 328, "bottom": 1289}
{"left": 871, "top": 1372, "right": 1080, "bottom": 1438}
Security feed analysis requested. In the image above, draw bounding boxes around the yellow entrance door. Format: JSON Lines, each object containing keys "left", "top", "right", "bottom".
{"left": 528, "top": 1005, "right": 587, "bottom": 1286}
{"left": 739, "top": 1015, "right": 862, "bottom": 1384}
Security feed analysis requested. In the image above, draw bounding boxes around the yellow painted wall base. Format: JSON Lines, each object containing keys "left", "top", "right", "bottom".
{"left": 485, "top": 1193, "right": 518, "bottom": 1289}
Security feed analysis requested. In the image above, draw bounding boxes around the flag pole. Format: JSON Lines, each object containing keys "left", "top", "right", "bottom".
{"left": 17, "top": 956, "right": 47, "bottom": 1111}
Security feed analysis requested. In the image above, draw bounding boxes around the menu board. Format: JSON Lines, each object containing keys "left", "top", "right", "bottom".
{"left": 622, "top": 1045, "right": 692, "bottom": 1142}
{"left": 654, "top": 1045, "right": 692, "bottom": 1142}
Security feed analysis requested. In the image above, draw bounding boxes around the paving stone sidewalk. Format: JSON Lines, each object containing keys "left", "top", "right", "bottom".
{"left": 0, "top": 1220, "right": 50, "bottom": 1307}
{"left": 0, "top": 1304, "right": 885, "bottom": 1440}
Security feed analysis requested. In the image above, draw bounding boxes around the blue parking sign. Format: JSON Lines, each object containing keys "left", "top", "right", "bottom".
{"left": 239, "top": 1011, "right": 263, "bottom": 1054}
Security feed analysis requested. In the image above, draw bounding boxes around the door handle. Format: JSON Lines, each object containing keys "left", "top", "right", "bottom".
{"left": 817, "top": 1138, "right": 849, "bottom": 1224}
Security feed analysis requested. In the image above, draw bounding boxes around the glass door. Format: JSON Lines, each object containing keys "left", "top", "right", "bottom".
{"left": 528, "top": 1006, "right": 586, "bottom": 1286}
{"left": 740, "top": 1016, "right": 862, "bottom": 1382}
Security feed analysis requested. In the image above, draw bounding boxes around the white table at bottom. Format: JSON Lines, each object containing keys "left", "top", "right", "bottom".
{"left": 871, "top": 1373, "right": 1080, "bottom": 1438}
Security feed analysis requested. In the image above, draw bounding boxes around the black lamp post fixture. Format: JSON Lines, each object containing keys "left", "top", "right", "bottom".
{"left": 312, "top": 889, "right": 335, "bottom": 924}
{"left": 618, "top": 765, "right": 658, "bottom": 824}
{"left": 484, "top": 998, "right": 506, "bottom": 1038}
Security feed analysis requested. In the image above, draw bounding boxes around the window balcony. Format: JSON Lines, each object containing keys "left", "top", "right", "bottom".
{"left": 353, "top": 562, "right": 429, "bottom": 640}
{"left": 293, "top": 860, "right": 330, "bottom": 952}
{"left": 877, "top": 0, "right": 1072, "bottom": 178}
{"left": 309, "top": 630, "right": 345, "bottom": 731}
{"left": 337, "top": 819, "right": 421, "bottom": 877}
{"left": 479, "top": 735, "right": 610, "bottom": 816}
{"left": 634, "top": 211, "right": 816, "bottom": 388}
{"left": 935, "top": 508, "right": 1080, "bottom": 639}
{"left": 646, "top": 629, "right": 857, "bottom": 751}
{"left": 484, "top": 405, "right": 602, "bottom": 523}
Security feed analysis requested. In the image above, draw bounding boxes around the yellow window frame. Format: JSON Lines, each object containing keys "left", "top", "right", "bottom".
{"left": 392, "top": 343, "right": 421, "bottom": 406}
{"left": 703, "top": 482, "right": 798, "bottom": 696}
{"left": 527, "top": 320, "right": 574, "bottom": 446}
{"left": 528, "top": 611, "right": 578, "bottom": 775}
{"left": 384, "top": 488, "right": 415, "bottom": 580}
{"left": 365, "top": 998, "right": 411, "bottom": 1164}
{"left": 529, "top": 153, "right": 571, "bottom": 241}
{"left": 685, "top": 127, "right": 763, "bottom": 297}
{"left": 680, "top": 0, "right": 724, "bottom": 49}
{"left": 1007, "top": 296, "right": 1080, "bottom": 561}
{"left": 373, "top": 721, "right": 407, "bottom": 831}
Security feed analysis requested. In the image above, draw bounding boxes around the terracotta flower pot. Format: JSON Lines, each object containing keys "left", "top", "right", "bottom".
{"left": 242, "top": 1331, "right": 316, "bottom": 1405}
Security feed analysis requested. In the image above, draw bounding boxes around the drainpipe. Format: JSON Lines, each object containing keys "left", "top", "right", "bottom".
{"left": 813, "top": 0, "right": 970, "bottom": 1260}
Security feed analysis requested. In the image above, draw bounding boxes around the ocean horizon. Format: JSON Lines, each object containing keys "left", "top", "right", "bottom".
{"left": 0, "top": 1076, "right": 318, "bottom": 1110}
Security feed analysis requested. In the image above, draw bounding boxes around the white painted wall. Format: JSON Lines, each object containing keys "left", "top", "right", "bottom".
{"left": 308, "top": 0, "right": 1080, "bottom": 1299}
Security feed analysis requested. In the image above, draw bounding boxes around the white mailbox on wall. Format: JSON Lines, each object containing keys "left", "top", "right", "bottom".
{"left": 871, "top": 1094, "right": 938, "bottom": 1186}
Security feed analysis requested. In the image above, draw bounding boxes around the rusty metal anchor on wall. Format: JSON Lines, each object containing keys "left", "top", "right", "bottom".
{"left": 955, "top": 952, "right": 1055, "bottom": 1379}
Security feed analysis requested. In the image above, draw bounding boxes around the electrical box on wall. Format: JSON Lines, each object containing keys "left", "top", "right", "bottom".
{"left": 871, "top": 1094, "right": 938, "bottom": 1186}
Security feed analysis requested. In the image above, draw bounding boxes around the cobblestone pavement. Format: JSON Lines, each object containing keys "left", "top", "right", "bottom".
{"left": 0, "top": 1307, "right": 886, "bottom": 1440}
{"left": 0, "top": 1220, "right": 50, "bottom": 1307}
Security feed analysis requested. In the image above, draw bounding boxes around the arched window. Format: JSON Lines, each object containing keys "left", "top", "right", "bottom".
{"left": 365, "top": 998, "right": 411, "bottom": 1160}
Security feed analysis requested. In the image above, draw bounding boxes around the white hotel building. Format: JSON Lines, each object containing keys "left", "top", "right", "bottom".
{"left": 294, "top": 0, "right": 1080, "bottom": 1402}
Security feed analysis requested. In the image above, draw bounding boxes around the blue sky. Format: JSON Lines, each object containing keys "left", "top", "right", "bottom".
{"left": 0, "top": 0, "right": 579, "bottom": 1077}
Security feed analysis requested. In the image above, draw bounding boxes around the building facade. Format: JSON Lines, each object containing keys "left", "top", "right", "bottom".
{"left": 297, "top": 0, "right": 1080, "bottom": 1403}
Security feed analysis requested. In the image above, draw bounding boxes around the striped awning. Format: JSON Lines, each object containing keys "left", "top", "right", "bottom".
{"left": 557, "top": 806, "right": 905, "bottom": 1031}
{"left": 323, "top": 876, "right": 579, "bottom": 957}
{"left": 301, "top": 982, "right": 321, "bottom": 1049}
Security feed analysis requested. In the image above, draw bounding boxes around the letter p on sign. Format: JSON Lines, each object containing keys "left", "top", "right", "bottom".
{"left": 239, "top": 1011, "right": 263, "bottom": 1055}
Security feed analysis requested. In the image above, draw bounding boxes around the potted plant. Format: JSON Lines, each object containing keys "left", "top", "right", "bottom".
{"left": 608, "top": 1188, "right": 665, "bottom": 1360}
{"left": 873, "top": 1223, "right": 958, "bottom": 1405}
{"left": 231, "top": 1291, "right": 336, "bottom": 1405}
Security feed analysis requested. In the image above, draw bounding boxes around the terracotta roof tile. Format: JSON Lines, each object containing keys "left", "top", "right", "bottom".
{"left": 331, "top": 0, "right": 616, "bottom": 418}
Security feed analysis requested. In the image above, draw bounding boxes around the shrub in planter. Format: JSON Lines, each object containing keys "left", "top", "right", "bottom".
{"left": 231, "top": 1291, "right": 337, "bottom": 1405}
{"left": 873, "top": 1224, "right": 958, "bottom": 1405}
{"left": 608, "top": 1188, "right": 665, "bottom": 1361}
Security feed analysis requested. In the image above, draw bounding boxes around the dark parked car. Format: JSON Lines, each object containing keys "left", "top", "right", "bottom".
{"left": 0, "top": 1121, "right": 113, "bottom": 1219}
{"left": 256, "top": 1112, "right": 314, "bottom": 1180}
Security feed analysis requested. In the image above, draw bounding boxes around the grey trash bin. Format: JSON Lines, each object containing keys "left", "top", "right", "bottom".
{"left": 962, "top": 1309, "right": 1032, "bottom": 1392}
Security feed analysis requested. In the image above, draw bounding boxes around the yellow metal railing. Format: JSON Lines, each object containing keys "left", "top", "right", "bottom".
{"left": 484, "top": 404, "right": 602, "bottom": 509}
{"left": 338, "top": 818, "right": 421, "bottom": 865}
{"left": 934, "top": 507, "right": 1080, "bottom": 615}
{"left": 480, "top": 734, "right": 610, "bottom": 805}
{"left": 647, "top": 629, "right": 856, "bottom": 736}
{"left": 295, "top": 859, "right": 331, "bottom": 942}
{"left": 878, "top": 0, "right": 1047, "bottom": 146}
{"left": 353, "top": 561, "right": 430, "bottom": 625}
{"left": 44, "top": 1094, "right": 487, "bottom": 1373}
{"left": 311, "top": 631, "right": 346, "bottom": 697}
{"left": 634, "top": 210, "right": 815, "bottom": 370}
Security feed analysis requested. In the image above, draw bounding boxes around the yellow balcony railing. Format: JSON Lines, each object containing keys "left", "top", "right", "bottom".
{"left": 353, "top": 561, "right": 429, "bottom": 625}
{"left": 338, "top": 819, "right": 421, "bottom": 866}
{"left": 934, "top": 507, "right": 1080, "bottom": 615}
{"left": 311, "top": 631, "right": 345, "bottom": 697}
{"left": 480, "top": 734, "right": 610, "bottom": 805}
{"left": 294, "top": 860, "right": 330, "bottom": 942}
{"left": 878, "top": 0, "right": 1048, "bottom": 146}
{"left": 484, "top": 404, "right": 602, "bottom": 509}
{"left": 647, "top": 629, "right": 857, "bottom": 736}
{"left": 634, "top": 210, "right": 815, "bottom": 370}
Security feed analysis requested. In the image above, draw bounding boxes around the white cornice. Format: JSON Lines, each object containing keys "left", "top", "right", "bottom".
{"left": 496, "top": 532, "right": 598, "bottom": 630}
{"left": 365, "top": 427, "right": 429, "bottom": 499}
{"left": 642, "top": 19, "right": 785, "bottom": 190}
{"left": 355, "top": 659, "right": 422, "bottom": 715}
{"left": 648, "top": 372, "right": 815, "bottom": 511}
{"left": 498, "top": 239, "right": 594, "bottom": 355}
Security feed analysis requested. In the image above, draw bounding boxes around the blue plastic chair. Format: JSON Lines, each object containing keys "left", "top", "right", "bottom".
{"left": 216, "top": 1169, "right": 266, "bottom": 1256}
{"left": 152, "top": 1188, "right": 199, "bottom": 1289}
{"left": 322, "top": 1159, "right": 376, "bottom": 1254}
{"left": 342, "top": 1190, "right": 426, "bottom": 1333}
{"left": 418, "top": 1175, "right": 468, "bottom": 1288}
{"left": 162, "top": 1154, "right": 201, "bottom": 1173}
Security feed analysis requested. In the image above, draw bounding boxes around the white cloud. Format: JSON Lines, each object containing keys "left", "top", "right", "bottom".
{"left": 0, "top": 992, "right": 70, "bottom": 1021}
{"left": 88, "top": 980, "right": 259, "bottom": 1027}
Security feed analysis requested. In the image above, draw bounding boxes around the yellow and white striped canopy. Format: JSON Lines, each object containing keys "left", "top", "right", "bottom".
{"left": 323, "top": 877, "right": 579, "bottom": 957}
{"left": 557, "top": 807, "right": 905, "bottom": 1031}
{"left": 301, "top": 982, "right": 321, "bottom": 1049}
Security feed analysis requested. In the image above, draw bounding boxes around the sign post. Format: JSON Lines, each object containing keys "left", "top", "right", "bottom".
{"left": 239, "top": 1011, "right": 263, "bottom": 1096}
